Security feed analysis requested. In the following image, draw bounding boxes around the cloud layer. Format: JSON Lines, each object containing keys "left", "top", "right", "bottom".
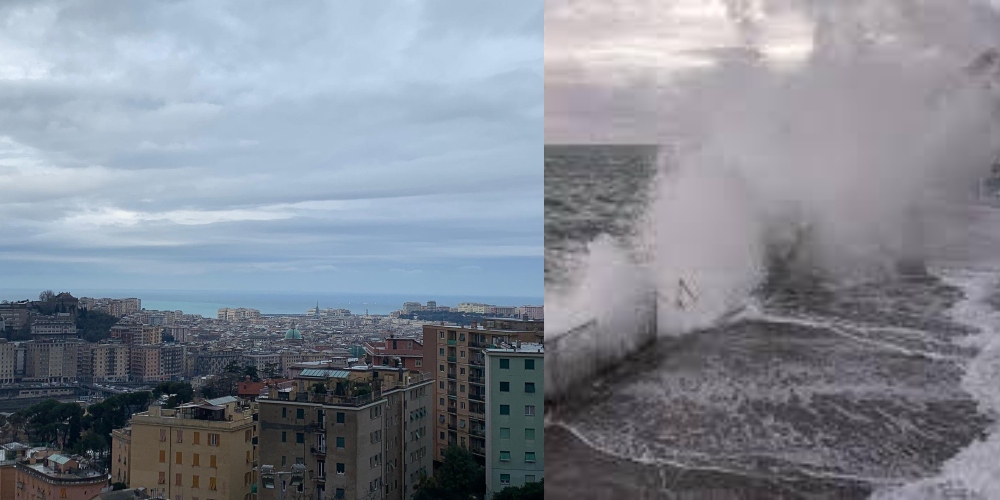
{"left": 0, "top": 1, "right": 543, "bottom": 297}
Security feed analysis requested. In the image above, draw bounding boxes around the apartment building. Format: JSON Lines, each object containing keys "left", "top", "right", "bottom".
{"left": 24, "top": 340, "right": 81, "bottom": 383}
{"left": 364, "top": 338, "right": 424, "bottom": 372}
{"left": 256, "top": 366, "right": 433, "bottom": 500}
{"left": 422, "top": 321, "right": 543, "bottom": 462}
{"left": 484, "top": 344, "right": 544, "bottom": 498}
{"left": 79, "top": 342, "right": 130, "bottom": 383}
{"left": 130, "top": 345, "right": 164, "bottom": 383}
{"left": 111, "top": 397, "right": 257, "bottom": 500}
{"left": 0, "top": 340, "right": 15, "bottom": 383}
{"left": 14, "top": 451, "right": 108, "bottom": 500}
{"left": 29, "top": 315, "right": 77, "bottom": 340}
{"left": 0, "top": 302, "right": 30, "bottom": 330}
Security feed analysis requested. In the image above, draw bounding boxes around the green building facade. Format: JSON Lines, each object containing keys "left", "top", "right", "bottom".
{"left": 484, "top": 343, "right": 544, "bottom": 498}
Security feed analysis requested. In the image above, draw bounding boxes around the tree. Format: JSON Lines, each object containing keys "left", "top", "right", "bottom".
{"left": 77, "top": 309, "right": 120, "bottom": 343}
{"left": 38, "top": 290, "right": 55, "bottom": 302}
{"left": 413, "top": 445, "right": 485, "bottom": 500}
{"left": 243, "top": 365, "right": 260, "bottom": 382}
{"left": 263, "top": 362, "right": 279, "bottom": 380}
{"left": 492, "top": 480, "right": 544, "bottom": 500}
{"left": 152, "top": 381, "right": 194, "bottom": 408}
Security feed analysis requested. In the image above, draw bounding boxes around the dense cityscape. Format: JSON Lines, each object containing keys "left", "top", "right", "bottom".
{"left": 0, "top": 292, "right": 543, "bottom": 499}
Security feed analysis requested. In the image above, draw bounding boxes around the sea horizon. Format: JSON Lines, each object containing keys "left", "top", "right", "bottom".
{"left": 0, "top": 288, "right": 543, "bottom": 318}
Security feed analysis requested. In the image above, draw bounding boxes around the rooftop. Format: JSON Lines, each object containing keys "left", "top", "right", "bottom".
{"left": 485, "top": 342, "right": 544, "bottom": 354}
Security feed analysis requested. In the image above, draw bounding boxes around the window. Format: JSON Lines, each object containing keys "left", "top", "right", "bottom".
{"left": 440, "top": 431, "right": 445, "bottom": 440}
{"left": 439, "top": 381, "right": 444, "bottom": 389}
{"left": 525, "top": 428, "right": 535, "bottom": 440}
{"left": 193, "top": 432, "right": 200, "bottom": 445}
{"left": 439, "top": 331, "right": 445, "bottom": 339}
{"left": 281, "top": 456, "right": 287, "bottom": 466}
{"left": 500, "top": 358, "right": 510, "bottom": 369}
{"left": 296, "top": 408, "right": 304, "bottom": 419}
{"left": 439, "top": 365, "right": 444, "bottom": 372}
{"left": 176, "top": 430, "right": 183, "bottom": 443}
{"left": 500, "top": 474, "right": 511, "bottom": 486}
{"left": 193, "top": 454, "right": 200, "bottom": 466}
{"left": 210, "top": 455, "right": 217, "bottom": 468}
{"left": 296, "top": 433, "right": 304, "bottom": 444}
{"left": 525, "top": 382, "right": 536, "bottom": 393}
{"left": 526, "top": 475, "right": 536, "bottom": 483}
{"left": 176, "top": 473, "right": 183, "bottom": 486}
{"left": 499, "top": 451, "right": 511, "bottom": 462}
{"left": 336, "top": 437, "right": 345, "bottom": 449}
{"left": 439, "top": 397, "right": 445, "bottom": 406}
{"left": 209, "top": 477, "right": 216, "bottom": 490}
{"left": 159, "top": 450, "right": 166, "bottom": 463}
{"left": 460, "top": 350, "right": 465, "bottom": 358}
{"left": 336, "top": 412, "right": 345, "bottom": 424}
{"left": 159, "top": 472, "right": 165, "bottom": 484}
{"left": 192, "top": 475, "right": 199, "bottom": 488}
{"left": 460, "top": 384, "right": 465, "bottom": 393}
{"left": 160, "top": 429, "right": 167, "bottom": 441}
{"left": 439, "top": 348, "right": 444, "bottom": 355}
{"left": 60, "top": 488, "right": 66, "bottom": 498}
{"left": 282, "top": 408, "right": 287, "bottom": 418}
{"left": 336, "top": 463, "right": 345, "bottom": 474}
{"left": 500, "top": 428, "right": 510, "bottom": 439}
{"left": 209, "top": 434, "right": 220, "bottom": 446}
{"left": 525, "top": 452, "right": 536, "bottom": 463}
{"left": 525, "top": 405, "right": 536, "bottom": 416}
{"left": 281, "top": 431, "right": 287, "bottom": 443}
{"left": 500, "top": 405, "right": 510, "bottom": 416}
{"left": 460, "top": 367, "right": 465, "bottom": 375}
{"left": 176, "top": 452, "right": 182, "bottom": 464}
{"left": 525, "top": 359, "right": 535, "bottom": 370}
{"left": 416, "top": 359, "right": 422, "bottom": 367}
{"left": 335, "top": 488, "right": 345, "bottom": 499}
{"left": 499, "top": 382, "right": 509, "bottom": 392}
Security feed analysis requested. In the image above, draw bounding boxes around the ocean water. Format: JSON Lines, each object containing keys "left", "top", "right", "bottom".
{"left": 545, "top": 145, "right": 1000, "bottom": 499}
{"left": 0, "top": 289, "right": 543, "bottom": 318}
{"left": 544, "top": 144, "right": 657, "bottom": 286}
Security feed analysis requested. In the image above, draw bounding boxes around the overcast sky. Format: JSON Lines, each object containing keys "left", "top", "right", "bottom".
{"left": 0, "top": 1, "right": 543, "bottom": 298}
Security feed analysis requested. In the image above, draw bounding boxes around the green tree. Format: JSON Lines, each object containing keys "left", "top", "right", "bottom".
{"left": 38, "top": 290, "right": 55, "bottom": 302}
{"left": 76, "top": 309, "right": 120, "bottom": 342}
{"left": 413, "top": 445, "right": 485, "bottom": 500}
{"left": 152, "top": 381, "right": 194, "bottom": 408}
{"left": 492, "top": 480, "right": 544, "bottom": 500}
{"left": 263, "top": 362, "right": 279, "bottom": 379}
{"left": 243, "top": 365, "right": 260, "bottom": 382}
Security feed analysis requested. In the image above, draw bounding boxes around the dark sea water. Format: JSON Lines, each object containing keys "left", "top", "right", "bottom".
{"left": 544, "top": 144, "right": 657, "bottom": 285}
{"left": 545, "top": 145, "right": 999, "bottom": 499}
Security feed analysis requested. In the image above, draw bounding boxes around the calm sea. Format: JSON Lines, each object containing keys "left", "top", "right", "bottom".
{"left": 0, "top": 289, "right": 542, "bottom": 318}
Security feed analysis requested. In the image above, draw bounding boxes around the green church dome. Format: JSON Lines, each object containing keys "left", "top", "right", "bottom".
{"left": 285, "top": 326, "right": 303, "bottom": 340}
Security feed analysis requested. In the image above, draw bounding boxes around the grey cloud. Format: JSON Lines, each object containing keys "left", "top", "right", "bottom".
{"left": 0, "top": 0, "right": 542, "bottom": 297}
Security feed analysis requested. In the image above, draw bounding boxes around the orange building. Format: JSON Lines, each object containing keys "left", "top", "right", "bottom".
{"left": 14, "top": 453, "right": 107, "bottom": 500}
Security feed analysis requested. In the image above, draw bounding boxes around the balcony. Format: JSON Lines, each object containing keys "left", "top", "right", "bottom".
{"left": 311, "top": 446, "right": 326, "bottom": 457}
{"left": 468, "top": 376, "right": 484, "bottom": 385}
{"left": 447, "top": 356, "right": 456, "bottom": 363}
{"left": 448, "top": 423, "right": 457, "bottom": 431}
{"left": 471, "top": 445, "right": 486, "bottom": 456}
{"left": 469, "top": 393, "right": 484, "bottom": 402}
{"left": 470, "top": 427, "right": 485, "bottom": 437}
{"left": 469, "top": 411, "right": 485, "bottom": 421}
{"left": 447, "top": 406, "right": 457, "bottom": 414}
{"left": 447, "top": 340, "right": 457, "bottom": 346}
{"left": 446, "top": 372, "right": 456, "bottom": 380}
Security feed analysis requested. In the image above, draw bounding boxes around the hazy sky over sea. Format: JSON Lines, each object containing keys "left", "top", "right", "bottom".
{"left": 0, "top": 1, "right": 542, "bottom": 297}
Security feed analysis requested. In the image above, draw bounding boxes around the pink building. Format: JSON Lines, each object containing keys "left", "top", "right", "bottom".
{"left": 364, "top": 337, "right": 424, "bottom": 372}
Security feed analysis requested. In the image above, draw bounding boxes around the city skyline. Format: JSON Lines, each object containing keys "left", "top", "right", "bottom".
{"left": 0, "top": 1, "right": 543, "bottom": 297}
